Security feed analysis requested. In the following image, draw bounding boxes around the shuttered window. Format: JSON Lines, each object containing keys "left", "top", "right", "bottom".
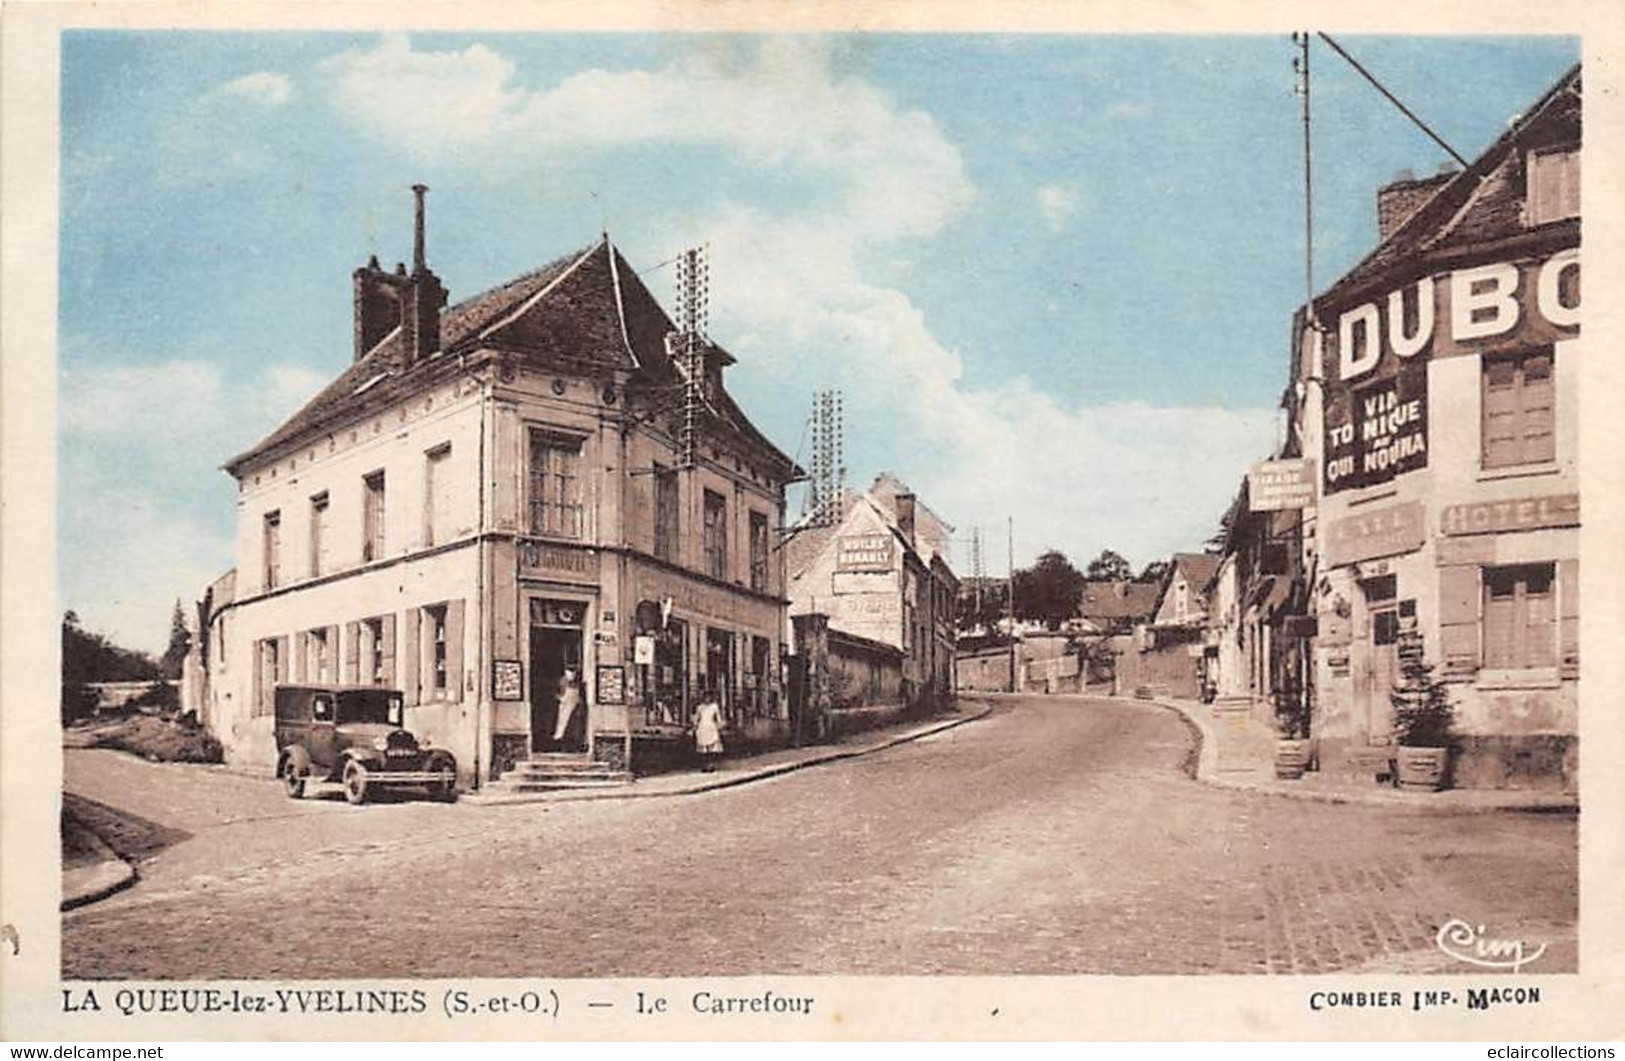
{"left": 1482, "top": 349, "right": 1555, "bottom": 468}
{"left": 1527, "top": 147, "right": 1580, "bottom": 226}
{"left": 654, "top": 465, "right": 678, "bottom": 562}
{"left": 363, "top": 471, "right": 386, "bottom": 561}
{"left": 703, "top": 490, "right": 728, "bottom": 581}
{"left": 263, "top": 511, "right": 282, "bottom": 589}
{"left": 424, "top": 444, "right": 452, "bottom": 547}
{"left": 1483, "top": 564, "right": 1557, "bottom": 670}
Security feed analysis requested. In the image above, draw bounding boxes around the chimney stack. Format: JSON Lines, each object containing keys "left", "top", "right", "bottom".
{"left": 412, "top": 183, "right": 428, "bottom": 275}
{"left": 1376, "top": 168, "right": 1455, "bottom": 241}
{"left": 895, "top": 493, "right": 916, "bottom": 546}
{"left": 351, "top": 185, "right": 447, "bottom": 364}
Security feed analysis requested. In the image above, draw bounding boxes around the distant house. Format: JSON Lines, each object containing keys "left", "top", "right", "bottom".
{"left": 1150, "top": 553, "right": 1222, "bottom": 627}
{"left": 1076, "top": 580, "right": 1160, "bottom": 634}
{"left": 783, "top": 474, "right": 958, "bottom": 708}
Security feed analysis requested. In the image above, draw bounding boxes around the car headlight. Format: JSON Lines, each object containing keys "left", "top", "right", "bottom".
{"left": 372, "top": 736, "right": 390, "bottom": 751}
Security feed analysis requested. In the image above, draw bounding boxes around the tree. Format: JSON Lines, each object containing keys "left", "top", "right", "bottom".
{"left": 1013, "top": 550, "right": 1087, "bottom": 630}
{"left": 1136, "top": 559, "right": 1172, "bottom": 584}
{"left": 1084, "top": 549, "right": 1133, "bottom": 581}
{"left": 957, "top": 580, "right": 1008, "bottom": 634}
{"left": 160, "top": 598, "right": 192, "bottom": 679}
{"left": 1389, "top": 628, "right": 1455, "bottom": 748}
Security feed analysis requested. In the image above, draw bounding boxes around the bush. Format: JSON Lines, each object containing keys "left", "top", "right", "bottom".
{"left": 61, "top": 684, "right": 100, "bottom": 725}
{"left": 93, "top": 715, "right": 223, "bottom": 764}
{"left": 1390, "top": 629, "right": 1455, "bottom": 748}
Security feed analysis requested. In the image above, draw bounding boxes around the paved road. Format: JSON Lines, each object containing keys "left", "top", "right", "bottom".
{"left": 62, "top": 695, "right": 1577, "bottom": 978}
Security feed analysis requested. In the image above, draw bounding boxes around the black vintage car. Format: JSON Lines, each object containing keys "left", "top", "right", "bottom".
{"left": 273, "top": 684, "right": 457, "bottom": 804}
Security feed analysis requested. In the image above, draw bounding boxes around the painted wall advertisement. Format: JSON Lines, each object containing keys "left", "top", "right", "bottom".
{"left": 837, "top": 533, "right": 894, "bottom": 573}
{"left": 1248, "top": 457, "right": 1316, "bottom": 511}
{"left": 1324, "top": 362, "right": 1427, "bottom": 494}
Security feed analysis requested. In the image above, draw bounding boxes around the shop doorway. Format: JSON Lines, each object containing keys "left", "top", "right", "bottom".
{"left": 529, "top": 599, "right": 586, "bottom": 753}
{"left": 1361, "top": 575, "right": 1400, "bottom": 744}
{"left": 705, "top": 627, "right": 735, "bottom": 721}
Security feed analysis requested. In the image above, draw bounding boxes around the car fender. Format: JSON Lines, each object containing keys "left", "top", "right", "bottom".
{"left": 278, "top": 744, "right": 311, "bottom": 778}
{"left": 422, "top": 749, "right": 457, "bottom": 773}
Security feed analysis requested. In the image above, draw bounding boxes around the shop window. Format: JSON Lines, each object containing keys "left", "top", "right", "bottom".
{"left": 1482, "top": 349, "right": 1555, "bottom": 469}
{"left": 654, "top": 464, "right": 678, "bottom": 562}
{"left": 1527, "top": 146, "right": 1579, "bottom": 226}
{"left": 1483, "top": 564, "right": 1557, "bottom": 670}
{"left": 703, "top": 490, "right": 728, "bottom": 581}
{"left": 529, "top": 430, "right": 584, "bottom": 539}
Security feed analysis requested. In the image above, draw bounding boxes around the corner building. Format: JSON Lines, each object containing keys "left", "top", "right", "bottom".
{"left": 1296, "top": 67, "right": 1580, "bottom": 789}
{"left": 205, "top": 204, "right": 799, "bottom": 786}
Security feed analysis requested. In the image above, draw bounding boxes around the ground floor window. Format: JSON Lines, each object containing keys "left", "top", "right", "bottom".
{"left": 1483, "top": 563, "right": 1556, "bottom": 670}
{"left": 643, "top": 617, "right": 689, "bottom": 727}
{"left": 706, "top": 627, "right": 736, "bottom": 722}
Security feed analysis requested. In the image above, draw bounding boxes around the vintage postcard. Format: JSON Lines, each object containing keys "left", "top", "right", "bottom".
{"left": 3, "top": 0, "right": 1624, "bottom": 1042}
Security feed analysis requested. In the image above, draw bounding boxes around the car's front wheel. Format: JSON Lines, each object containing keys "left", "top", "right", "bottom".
{"left": 281, "top": 751, "right": 309, "bottom": 799}
{"left": 342, "top": 758, "right": 369, "bottom": 805}
{"left": 424, "top": 753, "right": 457, "bottom": 802}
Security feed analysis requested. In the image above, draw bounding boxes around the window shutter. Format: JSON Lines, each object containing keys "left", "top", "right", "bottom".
{"left": 446, "top": 599, "right": 466, "bottom": 701}
{"left": 1559, "top": 559, "right": 1579, "bottom": 677}
{"left": 253, "top": 639, "right": 265, "bottom": 716}
{"left": 1520, "top": 354, "right": 1555, "bottom": 463}
{"left": 400, "top": 609, "right": 421, "bottom": 703}
{"left": 343, "top": 622, "right": 360, "bottom": 683}
{"left": 276, "top": 636, "right": 290, "bottom": 684}
{"left": 1437, "top": 565, "right": 1481, "bottom": 677}
{"left": 289, "top": 633, "right": 306, "bottom": 683}
{"left": 1482, "top": 359, "right": 1520, "bottom": 467}
{"left": 380, "top": 614, "right": 397, "bottom": 686}
{"left": 326, "top": 625, "right": 340, "bottom": 682}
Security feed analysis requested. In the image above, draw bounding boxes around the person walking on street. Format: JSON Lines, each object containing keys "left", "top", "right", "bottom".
{"left": 693, "top": 687, "right": 724, "bottom": 772}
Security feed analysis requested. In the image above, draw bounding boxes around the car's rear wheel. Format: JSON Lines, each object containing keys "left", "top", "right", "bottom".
{"left": 342, "top": 758, "right": 369, "bottom": 805}
{"left": 425, "top": 754, "right": 457, "bottom": 802}
{"left": 281, "top": 757, "right": 307, "bottom": 799}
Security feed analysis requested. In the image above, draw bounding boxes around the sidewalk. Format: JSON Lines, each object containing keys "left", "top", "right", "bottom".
{"left": 61, "top": 815, "right": 137, "bottom": 911}
{"left": 463, "top": 702, "right": 993, "bottom": 806}
{"left": 1150, "top": 695, "right": 1577, "bottom": 813}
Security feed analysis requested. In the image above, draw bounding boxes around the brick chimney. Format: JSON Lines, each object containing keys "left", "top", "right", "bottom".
{"left": 1376, "top": 167, "right": 1456, "bottom": 241}
{"left": 894, "top": 493, "right": 916, "bottom": 546}
{"left": 351, "top": 184, "right": 447, "bottom": 364}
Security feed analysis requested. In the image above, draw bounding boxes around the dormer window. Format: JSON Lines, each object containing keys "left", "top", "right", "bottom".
{"left": 1527, "top": 145, "right": 1579, "bottom": 226}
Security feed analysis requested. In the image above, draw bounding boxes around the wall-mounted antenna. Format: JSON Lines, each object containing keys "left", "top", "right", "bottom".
{"left": 674, "top": 245, "right": 709, "bottom": 468}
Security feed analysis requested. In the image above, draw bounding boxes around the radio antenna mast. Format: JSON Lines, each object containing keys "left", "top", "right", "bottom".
{"left": 674, "top": 245, "right": 709, "bottom": 468}
{"left": 802, "top": 389, "right": 845, "bottom": 526}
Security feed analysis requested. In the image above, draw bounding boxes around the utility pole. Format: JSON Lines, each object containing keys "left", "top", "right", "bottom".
{"left": 1293, "top": 32, "right": 1316, "bottom": 331}
{"left": 1007, "top": 516, "right": 1016, "bottom": 693}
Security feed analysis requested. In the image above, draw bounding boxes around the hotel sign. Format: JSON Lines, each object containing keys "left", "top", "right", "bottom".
{"left": 837, "top": 533, "right": 894, "bottom": 573}
{"left": 1325, "top": 501, "right": 1426, "bottom": 567}
{"left": 1248, "top": 458, "right": 1316, "bottom": 511}
{"left": 519, "top": 540, "right": 599, "bottom": 583}
{"left": 1441, "top": 493, "right": 1579, "bottom": 537}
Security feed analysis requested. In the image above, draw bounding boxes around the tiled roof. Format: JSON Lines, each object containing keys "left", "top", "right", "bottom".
{"left": 227, "top": 239, "right": 799, "bottom": 477}
{"left": 1171, "top": 552, "right": 1222, "bottom": 592}
{"left": 1314, "top": 64, "right": 1580, "bottom": 313}
{"left": 1077, "top": 580, "right": 1159, "bottom": 623}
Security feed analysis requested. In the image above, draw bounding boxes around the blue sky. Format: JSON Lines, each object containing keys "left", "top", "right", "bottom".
{"left": 58, "top": 31, "right": 1579, "bottom": 651}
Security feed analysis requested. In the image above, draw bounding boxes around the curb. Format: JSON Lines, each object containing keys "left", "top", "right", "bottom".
{"left": 464, "top": 704, "right": 994, "bottom": 807}
{"left": 1133, "top": 696, "right": 1577, "bottom": 815}
{"left": 61, "top": 833, "right": 137, "bottom": 911}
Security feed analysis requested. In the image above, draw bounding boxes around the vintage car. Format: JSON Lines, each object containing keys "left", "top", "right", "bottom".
{"left": 273, "top": 684, "right": 456, "bottom": 804}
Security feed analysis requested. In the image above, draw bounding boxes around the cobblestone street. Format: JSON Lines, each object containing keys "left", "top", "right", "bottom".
{"left": 62, "top": 695, "right": 1577, "bottom": 979}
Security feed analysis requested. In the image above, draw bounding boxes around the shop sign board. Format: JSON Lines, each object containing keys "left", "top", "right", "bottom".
{"left": 1325, "top": 501, "right": 1426, "bottom": 567}
{"left": 1248, "top": 458, "right": 1316, "bottom": 511}
{"left": 1440, "top": 493, "right": 1579, "bottom": 536}
{"left": 519, "top": 539, "right": 599, "bottom": 583}
{"left": 837, "top": 533, "right": 894, "bottom": 573}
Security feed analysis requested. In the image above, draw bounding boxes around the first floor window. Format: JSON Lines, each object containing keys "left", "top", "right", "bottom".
{"left": 263, "top": 510, "right": 282, "bottom": 589}
{"left": 1483, "top": 348, "right": 1555, "bottom": 468}
{"left": 703, "top": 490, "right": 728, "bottom": 581}
{"left": 529, "top": 430, "right": 584, "bottom": 538}
{"left": 1483, "top": 563, "right": 1556, "bottom": 670}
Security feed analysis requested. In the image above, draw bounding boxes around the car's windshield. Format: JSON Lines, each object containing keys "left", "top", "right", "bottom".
{"left": 336, "top": 690, "right": 405, "bottom": 726}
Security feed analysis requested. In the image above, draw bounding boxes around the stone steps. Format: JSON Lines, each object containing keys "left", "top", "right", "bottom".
{"left": 487, "top": 753, "right": 632, "bottom": 793}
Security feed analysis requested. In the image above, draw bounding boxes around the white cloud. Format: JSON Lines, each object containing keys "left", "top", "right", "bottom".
{"left": 60, "top": 360, "right": 227, "bottom": 436}
{"left": 1104, "top": 100, "right": 1151, "bottom": 120}
{"left": 1036, "top": 183, "right": 1082, "bottom": 230}
{"left": 321, "top": 36, "right": 1272, "bottom": 566}
{"left": 219, "top": 71, "right": 292, "bottom": 108}
{"left": 60, "top": 489, "right": 234, "bottom": 656}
